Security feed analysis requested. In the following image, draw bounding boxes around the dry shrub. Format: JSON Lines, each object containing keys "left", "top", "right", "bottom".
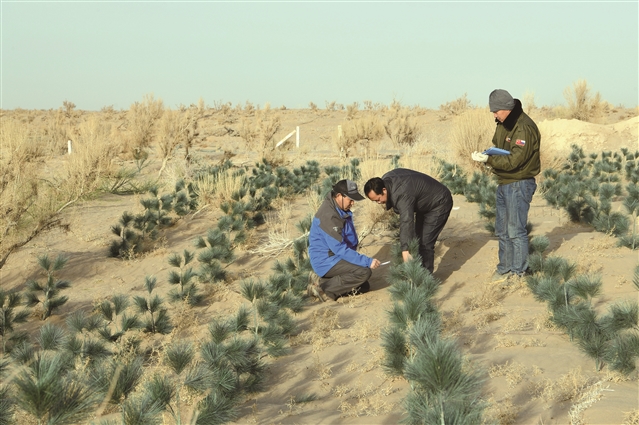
{"left": 0, "top": 118, "right": 52, "bottom": 255}
{"left": 528, "top": 367, "right": 597, "bottom": 404}
{"left": 62, "top": 117, "right": 121, "bottom": 200}
{"left": 449, "top": 108, "right": 495, "bottom": 171}
{"left": 42, "top": 108, "right": 73, "bottom": 154}
{"left": 346, "top": 102, "right": 359, "bottom": 120}
{"left": 384, "top": 106, "right": 421, "bottom": 148}
{"left": 522, "top": 90, "right": 537, "bottom": 113}
{"left": 568, "top": 380, "right": 607, "bottom": 425}
{"left": 439, "top": 93, "right": 471, "bottom": 120}
{"left": 238, "top": 103, "right": 281, "bottom": 160}
{"left": 0, "top": 117, "right": 46, "bottom": 164}
{"left": 563, "top": 79, "right": 609, "bottom": 122}
{"left": 156, "top": 106, "right": 202, "bottom": 177}
{"left": 336, "top": 113, "right": 384, "bottom": 158}
{"left": 125, "top": 93, "right": 164, "bottom": 155}
{"left": 396, "top": 151, "right": 442, "bottom": 179}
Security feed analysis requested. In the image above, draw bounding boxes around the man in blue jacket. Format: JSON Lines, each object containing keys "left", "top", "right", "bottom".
{"left": 308, "top": 179, "right": 381, "bottom": 302}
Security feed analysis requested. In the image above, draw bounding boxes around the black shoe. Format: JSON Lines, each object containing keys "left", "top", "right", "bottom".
{"left": 353, "top": 281, "right": 370, "bottom": 294}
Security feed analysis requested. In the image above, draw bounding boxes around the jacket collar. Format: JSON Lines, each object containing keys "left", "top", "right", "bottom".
{"left": 327, "top": 192, "right": 352, "bottom": 218}
{"left": 497, "top": 99, "right": 523, "bottom": 131}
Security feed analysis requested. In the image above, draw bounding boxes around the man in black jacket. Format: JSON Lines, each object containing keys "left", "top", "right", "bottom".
{"left": 364, "top": 169, "right": 453, "bottom": 274}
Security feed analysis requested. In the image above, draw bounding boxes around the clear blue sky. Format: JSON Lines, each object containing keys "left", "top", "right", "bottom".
{"left": 2, "top": 1, "right": 637, "bottom": 111}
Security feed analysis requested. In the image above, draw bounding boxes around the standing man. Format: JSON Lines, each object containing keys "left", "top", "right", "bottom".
{"left": 471, "top": 89, "right": 541, "bottom": 278}
{"left": 308, "top": 179, "right": 381, "bottom": 302}
{"left": 364, "top": 169, "right": 453, "bottom": 274}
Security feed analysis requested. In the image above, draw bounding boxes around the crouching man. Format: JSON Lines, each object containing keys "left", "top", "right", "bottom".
{"left": 307, "top": 179, "right": 381, "bottom": 301}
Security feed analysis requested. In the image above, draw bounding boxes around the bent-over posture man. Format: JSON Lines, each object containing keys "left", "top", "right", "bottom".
{"left": 471, "top": 89, "right": 540, "bottom": 278}
{"left": 364, "top": 168, "right": 453, "bottom": 274}
{"left": 308, "top": 179, "right": 380, "bottom": 301}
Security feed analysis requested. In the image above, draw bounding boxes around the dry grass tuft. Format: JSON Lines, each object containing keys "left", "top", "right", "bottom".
{"left": 345, "top": 347, "right": 384, "bottom": 373}
{"left": 441, "top": 308, "right": 465, "bottom": 337}
{"left": 501, "top": 316, "right": 532, "bottom": 333}
{"left": 334, "top": 382, "right": 398, "bottom": 418}
{"left": 623, "top": 409, "right": 639, "bottom": 425}
{"left": 193, "top": 168, "right": 246, "bottom": 207}
{"left": 475, "top": 310, "right": 506, "bottom": 331}
{"left": 449, "top": 108, "right": 495, "bottom": 172}
{"left": 292, "top": 308, "right": 341, "bottom": 352}
{"left": 489, "top": 361, "right": 528, "bottom": 388}
{"left": 346, "top": 319, "right": 380, "bottom": 342}
{"left": 528, "top": 367, "right": 597, "bottom": 404}
{"left": 483, "top": 395, "right": 520, "bottom": 425}
{"left": 313, "top": 355, "right": 333, "bottom": 380}
{"left": 463, "top": 281, "right": 506, "bottom": 311}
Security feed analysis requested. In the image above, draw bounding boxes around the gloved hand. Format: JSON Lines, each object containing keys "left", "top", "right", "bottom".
{"left": 472, "top": 151, "right": 489, "bottom": 163}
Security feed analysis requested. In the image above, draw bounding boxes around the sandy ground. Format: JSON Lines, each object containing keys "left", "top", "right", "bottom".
{"left": 1, "top": 108, "right": 638, "bottom": 424}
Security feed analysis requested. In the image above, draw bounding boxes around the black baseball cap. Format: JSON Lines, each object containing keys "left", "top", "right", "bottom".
{"left": 333, "top": 179, "right": 365, "bottom": 201}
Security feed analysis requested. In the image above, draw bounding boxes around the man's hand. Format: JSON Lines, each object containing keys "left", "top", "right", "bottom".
{"left": 472, "top": 151, "right": 488, "bottom": 163}
{"left": 402, "top": 251, "right": 412, "bottom": 262}
{"left": 370, "top": 258, "right": 381, "bottom": 269}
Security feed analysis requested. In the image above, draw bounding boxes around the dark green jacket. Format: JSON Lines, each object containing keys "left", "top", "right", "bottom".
{"left": 487, "top": 99, "right": 541, "bottom": 185}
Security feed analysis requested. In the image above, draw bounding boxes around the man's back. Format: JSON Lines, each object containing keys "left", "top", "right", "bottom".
{"left": 382, "top": 168, "right": 451, "bottom": 214}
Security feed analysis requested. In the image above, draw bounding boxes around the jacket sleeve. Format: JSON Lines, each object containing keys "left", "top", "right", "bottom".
{"left": 488, "top": 124, "right": 537, "bottom": 171}
{"left": 320, "top": 229, "right": 373, "bottom": 268}
{"left": 395, "top": 194, "right": 416, "bottom": 251}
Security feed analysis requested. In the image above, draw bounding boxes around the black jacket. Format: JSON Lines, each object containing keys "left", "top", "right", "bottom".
{"left": 382, "top": 168, "right": 452, "bottom": 251}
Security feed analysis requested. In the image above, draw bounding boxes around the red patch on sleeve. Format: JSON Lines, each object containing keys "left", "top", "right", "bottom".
{"left": 515, "top": 139, "right": 526, "bottom": 146}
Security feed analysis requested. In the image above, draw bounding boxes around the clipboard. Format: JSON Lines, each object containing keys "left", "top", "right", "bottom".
{"left": 483, "top": 147, "right": 510, "bottom": 155}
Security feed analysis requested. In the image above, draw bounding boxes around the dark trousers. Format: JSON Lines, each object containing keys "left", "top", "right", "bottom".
{"left": 415, "top": 194, "right": 453, "bottom": 273}
{"left": 320, "top": 259, "right": 372, "bottom": 301}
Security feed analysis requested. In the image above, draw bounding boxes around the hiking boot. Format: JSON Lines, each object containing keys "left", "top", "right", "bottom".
{"left": 490, "top": 271, "right": 510, "bottom": 283}
{"left": 307, "top": 271, "right": 327, "bottom": 302}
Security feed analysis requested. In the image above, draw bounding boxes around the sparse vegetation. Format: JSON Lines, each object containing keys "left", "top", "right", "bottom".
{"left": 563, "top": 79, "right": 608, "bottom": 122}
{"left": 1, "top": 94, "right": 638, "bottom": 425}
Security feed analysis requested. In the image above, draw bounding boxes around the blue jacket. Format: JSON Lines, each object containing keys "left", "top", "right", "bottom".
{"left": 308, "top": 194, "right": 373, "bottom": 277}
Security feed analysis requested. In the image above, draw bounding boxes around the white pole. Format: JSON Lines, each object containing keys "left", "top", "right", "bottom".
{"left": 67, "top": 140, "right": 72, "bottom": 155}
{"left": 337, "top": 125, "right": 342, "bottom": 140}
{"left": 296, "top": 126, "right": 300, "bottom": 148}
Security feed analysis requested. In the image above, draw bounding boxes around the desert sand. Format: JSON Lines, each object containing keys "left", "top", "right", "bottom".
{"left": 1, "top": 106, "right": 638, "bottom": 424}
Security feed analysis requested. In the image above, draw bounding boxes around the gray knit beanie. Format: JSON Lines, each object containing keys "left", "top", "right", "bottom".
{"left": 489, "top": 89, "right": 515, "bottom": 112}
